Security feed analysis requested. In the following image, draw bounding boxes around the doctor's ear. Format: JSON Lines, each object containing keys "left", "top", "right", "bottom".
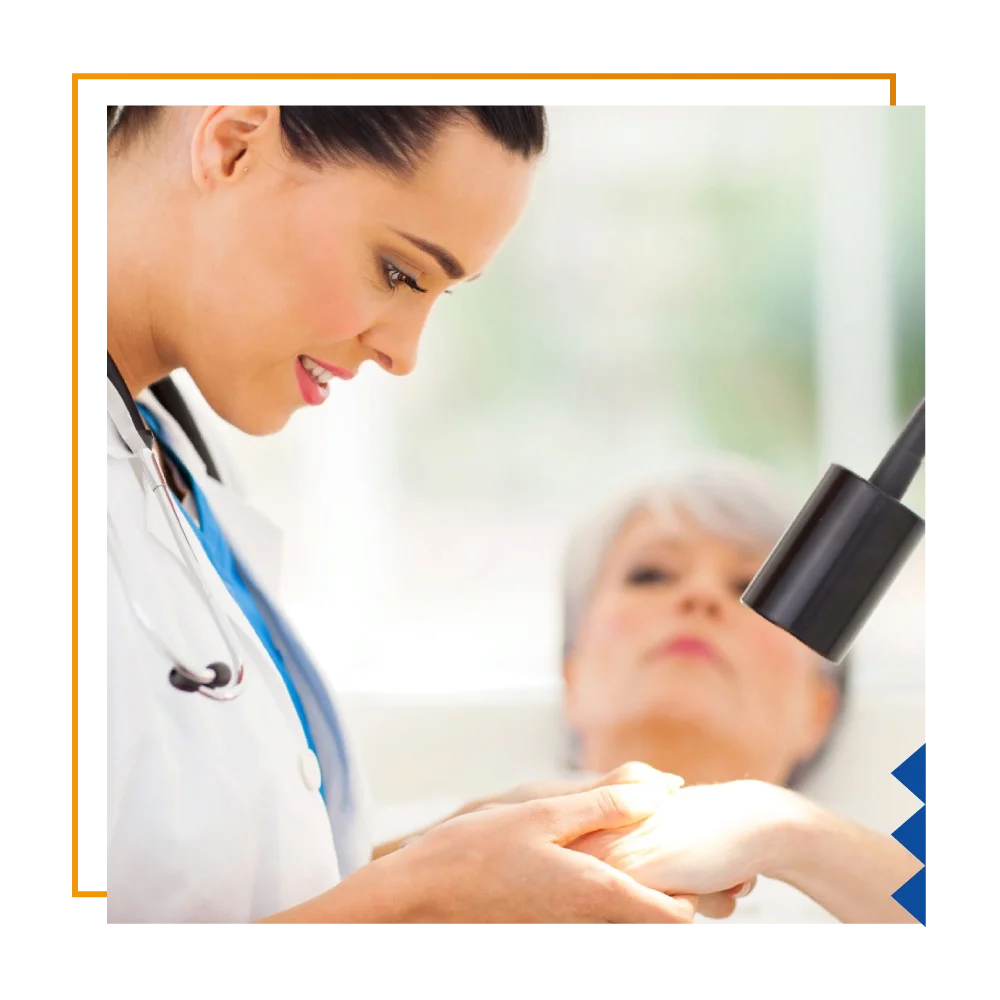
{"left": 190, "top": 106, "right": 280, "bottom": 191}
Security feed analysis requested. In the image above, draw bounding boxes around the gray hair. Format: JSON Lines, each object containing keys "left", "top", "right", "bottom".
{"left": 560, "top": 453, "right": 849, "bottom": 786}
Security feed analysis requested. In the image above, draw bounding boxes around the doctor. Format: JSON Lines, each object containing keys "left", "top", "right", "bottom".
{"left": 108, "top": 104, "right": 756, "bottom": 923}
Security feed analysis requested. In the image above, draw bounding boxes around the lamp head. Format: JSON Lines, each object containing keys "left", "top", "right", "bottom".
{"left": 741, "top": 399, "right": 925, "bottom": 663}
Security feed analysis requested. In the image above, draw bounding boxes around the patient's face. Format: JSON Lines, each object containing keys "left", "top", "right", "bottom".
{"left": 563, "top": 506, "right": 837, "bottom": 783}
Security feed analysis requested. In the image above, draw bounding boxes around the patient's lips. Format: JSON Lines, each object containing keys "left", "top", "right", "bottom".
{"left": 651, "top": 635, "right": 725, "bottom": 666}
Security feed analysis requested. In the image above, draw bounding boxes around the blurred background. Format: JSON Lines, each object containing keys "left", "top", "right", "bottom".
{"left": 176, "top": 106, "right": 924, "bottom": 826}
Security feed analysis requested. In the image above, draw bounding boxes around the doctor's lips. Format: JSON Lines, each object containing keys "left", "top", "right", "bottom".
{"left": 295, "top": 354, "right": 355, "bottom": 406}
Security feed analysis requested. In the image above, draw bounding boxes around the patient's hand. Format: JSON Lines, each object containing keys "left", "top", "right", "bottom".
{"left": 569, "top": 779, "right": 799, "bottom": 897}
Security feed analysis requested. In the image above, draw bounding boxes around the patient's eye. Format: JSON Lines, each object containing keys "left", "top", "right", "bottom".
{"left": 627, "top": 566, "right": 676, "bottom": 586}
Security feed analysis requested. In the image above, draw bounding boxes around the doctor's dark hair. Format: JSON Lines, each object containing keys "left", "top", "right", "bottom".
{"left": 560, "top": 456, "right": 851, "bottom": 789}
{"left": 107, "top": 106, "right": 547, "bottom": 170}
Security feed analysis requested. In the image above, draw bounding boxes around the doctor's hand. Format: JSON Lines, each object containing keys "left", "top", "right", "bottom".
{"left": 457, "top": 762, "right": 753, "bottom": 919}
{"left": 385, "top": 782, "right": 703, "bottom": 923}
{"left": 569, "top": 779, "right": 797, "bottom": 897}
{"left": 269, "top": 781, "right": 702, "bottom": 923}
{"left": 368, "top": 761, "right": 678, "bottom": 859}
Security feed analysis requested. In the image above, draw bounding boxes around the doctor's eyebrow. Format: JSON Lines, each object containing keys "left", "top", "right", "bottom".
{"left": 392, "top": 229, "right": 467, "bottom": 280}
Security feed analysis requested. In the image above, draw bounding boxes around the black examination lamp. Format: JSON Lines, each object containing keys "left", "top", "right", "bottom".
{"left": 741, "top": 397, "right": 925, "bottom": 664}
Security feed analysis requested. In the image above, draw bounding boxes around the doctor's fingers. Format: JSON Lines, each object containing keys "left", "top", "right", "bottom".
{"left": 568, "top": 858, "right": 697, "bottom": 923}
{"left": 587, "top": 761, "right": 685, "bottom": 793}
{"left": 478, "top": 777, "right": 594, "bottom": 809}
{"left": 470, "top": 782, "right": 659, "bottom": 834}
{"left": 467, "top": 765, "right": 682, "bottom": 820}
{"left": 528, "top": 782, "right": 674, "bottom": 846}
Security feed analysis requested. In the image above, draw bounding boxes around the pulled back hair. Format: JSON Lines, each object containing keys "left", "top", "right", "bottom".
{"left": 107, "top": 105, "right": 547, "bottom": 172}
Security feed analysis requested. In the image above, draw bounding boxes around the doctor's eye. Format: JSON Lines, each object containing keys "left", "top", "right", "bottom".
{"left": 626, "top": 566, "right": 676, "bottom": 586}
{"left": 382, "top": 259, "right": 427, "bottom": 294}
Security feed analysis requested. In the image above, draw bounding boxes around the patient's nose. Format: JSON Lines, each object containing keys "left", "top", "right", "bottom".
{"left": 673, "top": 572, "right": 726, "bottom": 619}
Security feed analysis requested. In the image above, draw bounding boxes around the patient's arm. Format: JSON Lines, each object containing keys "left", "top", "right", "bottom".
{"left": 768, "top": 794, "right": 923, "bottom": 924}
{"left": 571, "top": 780, "right": 922, "bottom": 923}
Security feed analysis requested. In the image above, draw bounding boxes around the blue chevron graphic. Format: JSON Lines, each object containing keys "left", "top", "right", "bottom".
{"left": 892, "top": 867, "right": 925, "bottom": 926}
{"left": 892, "top": 744, "right": 926, "bottom": 803}
{"left": 891, "top": 744, "right": 926, "bottom": 924}
{"left": 892, "top": 806, "right": 925, "bottom": 864}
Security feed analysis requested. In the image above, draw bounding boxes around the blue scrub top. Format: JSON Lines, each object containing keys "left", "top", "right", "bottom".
{"left": 138, "top": 403, "right": 326, "bottom": 802}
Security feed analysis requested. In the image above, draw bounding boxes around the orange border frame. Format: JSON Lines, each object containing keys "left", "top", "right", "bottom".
{"left": 73, "top": 74, "right": 98, "bottom": 899}
{"left": 75, "top": 71, "right": 896, "bottom": 899}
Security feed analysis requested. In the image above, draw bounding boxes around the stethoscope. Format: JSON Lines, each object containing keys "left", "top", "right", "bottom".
{"left": 107, "top": 353, "right": 246, "bottom": 700}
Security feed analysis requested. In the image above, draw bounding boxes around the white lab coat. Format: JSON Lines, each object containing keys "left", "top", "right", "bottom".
{"left": 107, "top": 380, "right": 372, "bottom": 923}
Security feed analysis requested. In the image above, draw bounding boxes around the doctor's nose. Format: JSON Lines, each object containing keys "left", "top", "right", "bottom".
{"left": 361, "top": 316, "right": 425, "bottom": 377}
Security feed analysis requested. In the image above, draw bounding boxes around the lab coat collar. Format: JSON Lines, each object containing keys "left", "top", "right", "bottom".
{"left": 199, "top": 476, "right": 284, "bottom": 596}
{"left": 107, "top": 410, "right": 132, "bottom": 459}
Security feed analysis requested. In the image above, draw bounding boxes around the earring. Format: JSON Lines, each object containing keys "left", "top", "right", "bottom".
{"left": 243, "top": 166, "right": 250, "bottom": 174}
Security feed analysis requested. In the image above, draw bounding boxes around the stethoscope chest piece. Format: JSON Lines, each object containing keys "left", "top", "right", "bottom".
{"left": 169, "top": 662, "right": 235, "bottom": 695}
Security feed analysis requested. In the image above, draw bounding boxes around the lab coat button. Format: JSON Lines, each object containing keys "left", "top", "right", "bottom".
{"left": 299, "top": 750, "right": 322, "bottom": 792}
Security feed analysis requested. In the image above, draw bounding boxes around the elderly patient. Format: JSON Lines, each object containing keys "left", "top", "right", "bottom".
{"left": 374, "top": 457, "right": 921, "bottom": 922}
{"left": 561, "top": 455, "right": 844, "bottom": 792}
{"left": 551, "top": 456, "right": 919, "bottom": 922}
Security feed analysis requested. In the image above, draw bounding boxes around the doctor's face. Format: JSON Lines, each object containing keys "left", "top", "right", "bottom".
{"left": 563, "top": 506, "right": 838, "bottom": 783}
{"left": 172, "top": 110, "right": 536, "bottom": 435}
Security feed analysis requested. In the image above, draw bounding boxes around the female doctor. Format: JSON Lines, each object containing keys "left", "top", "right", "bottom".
{"left": 108, "top": 104, "right": 765, "bottom": 924}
